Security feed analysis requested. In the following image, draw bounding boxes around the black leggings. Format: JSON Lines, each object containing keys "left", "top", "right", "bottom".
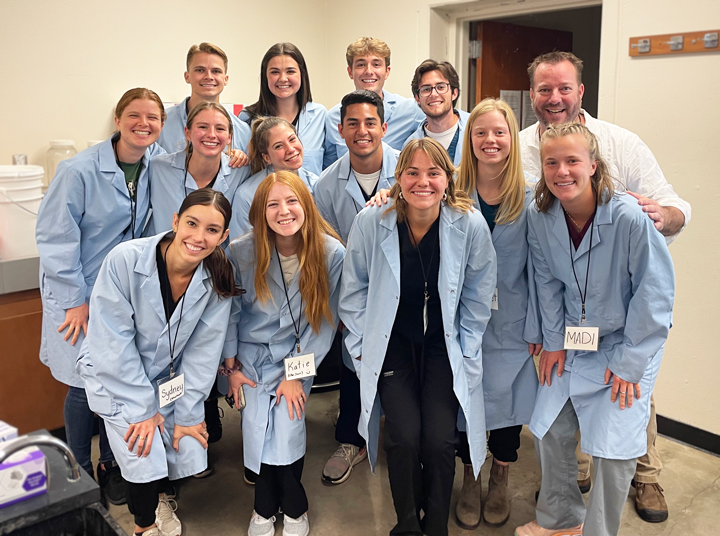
{"left": 125, "top": 477, "right": 173, "bottom": 528}
{"left": 457, "top": 425, "right": 523, "bottom": 465}
{"left": 255, "top": 457, "right": 308, "bottom": 520}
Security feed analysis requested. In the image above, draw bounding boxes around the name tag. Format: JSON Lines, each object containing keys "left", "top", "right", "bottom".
{"left": 564, "top": 326, "right": 599, "bottom": 351}
{"left": 491, "top": 288, "right": 499, "bottom": 311}
{"left": 284, "top": 353, "right": 316, "bottom": 381}
{"left": 157, "top": 373, "right": 185, "bottom": 408}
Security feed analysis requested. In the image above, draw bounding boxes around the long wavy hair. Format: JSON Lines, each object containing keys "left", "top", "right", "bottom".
{"left": 385, "top": 138, "right": 473, "bottom": 221}
{"left": 248, "top": 171, "right": 341, "bottom": 333}
{"left": 535, "top": 122, "right": 615, "bottom": 213}
{"left": 455, "top": 98, "right": 525, "bottom": 225}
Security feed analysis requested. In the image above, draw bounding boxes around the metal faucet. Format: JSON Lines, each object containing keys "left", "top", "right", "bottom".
{"left": 0, "top": 434, "right": 81, "bottom": 482}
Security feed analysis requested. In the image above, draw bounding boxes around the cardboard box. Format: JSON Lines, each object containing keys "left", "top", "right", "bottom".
{"left": 0, "top": 421, "right": 48, "bottom": 508}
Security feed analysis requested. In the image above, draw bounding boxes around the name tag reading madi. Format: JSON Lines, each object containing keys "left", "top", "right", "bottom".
{"left": 284, "top": 353, "right": 316, "bottom": 381}
{"left": 157, "top": 373, "right": 185, "bottom": 408}
{"left": 564, "top": 326, "right": 599, "bottom": 351}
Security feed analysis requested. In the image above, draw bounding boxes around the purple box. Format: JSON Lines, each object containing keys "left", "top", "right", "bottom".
{"left": 0, "top": 446, "right": 48, "bottom": 508}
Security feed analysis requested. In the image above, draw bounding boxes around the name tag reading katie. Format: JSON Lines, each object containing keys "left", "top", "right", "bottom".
{"left": 564, "top": 326, "right": 599, "bottom": 351}
{"left": 157, "top": 373, "right": 185, "bottom": 408}
{"left": 491, "top": 288, "right": 499, "bottom": 311}
{"left": 284, "top": 353, "right": 316, "bottom": 381}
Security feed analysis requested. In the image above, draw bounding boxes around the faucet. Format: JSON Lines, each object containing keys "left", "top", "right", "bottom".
{"left": 0, "top": 434, "right": 81, "bottom": 482}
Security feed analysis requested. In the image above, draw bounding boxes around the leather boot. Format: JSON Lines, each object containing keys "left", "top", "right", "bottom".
{"left": 455, "top": 464, "right": 482, "bottom": 529}
{"left": 484, "top": 459, "right": 510, "bottom": 527}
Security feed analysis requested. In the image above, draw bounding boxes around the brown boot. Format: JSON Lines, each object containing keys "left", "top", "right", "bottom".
{"left": 455, "top": 464, "right": 482, "bottom": 529}
{"left": 634, "top": 481, "right": 669, "bottom": 523}
{"left": 483, "top": 459, "right": 510, "bottom": 527}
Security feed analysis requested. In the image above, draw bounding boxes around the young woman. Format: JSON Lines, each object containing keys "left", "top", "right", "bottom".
{"left": 240, "top": 43, "right": 326, "bottom": 175}
{"left": 36, "top": 88, "right": 166, "bottom": 505}
{"left": 340, "top": 138, "right": 496, "bottom": 536}
{"left": 451, "top": 98, "right": 542, "bottom": 529}
{"left": 147, "top": 102, "right": 250, "bottom": 236}
{"left": 223, "top": 171, "right": 344, "bottom": 536}
{"left": 76, "top": 190, "right": 239, "bottom": 536}
{"left": 516, "top": 123, "right": 674, "bottom": 536}
{"left": 229, "top": 117, "right": 318, "bottom": 239}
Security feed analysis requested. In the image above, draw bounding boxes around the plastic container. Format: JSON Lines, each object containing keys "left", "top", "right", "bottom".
{"left": 0, "top": 165, "right": 45, "bottom": 260}
{"left": 46, "top": 140, "right": 77, "bottom": 188}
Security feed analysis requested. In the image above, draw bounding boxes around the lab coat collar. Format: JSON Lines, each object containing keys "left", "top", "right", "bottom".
{"left": 549, "top": 192, "right": 612, "bottom": 258}
{"left": 170, "top": 151, "right": 233, "bottom": 194}
{"left": 100, "top": 133, "right": 152, "bottom": 199}
{"left": 340, "top": 142, "right": 396, "bottom": 210}
{"left": 382, "top": 90, "right": 396, "bottom": 122}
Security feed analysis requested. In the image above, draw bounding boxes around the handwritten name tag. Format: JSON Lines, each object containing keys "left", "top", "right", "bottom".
{"left": 284, "top": 353, "right": 316, "bottom": 381}
{"left": 157, "top": 373, "right": 185, "bottom": 408}
{"left": 564, "top": 326, "right": 599, "bottom": 351}
{"left": 491, "top": 288, "right": 499, "bottom": 311}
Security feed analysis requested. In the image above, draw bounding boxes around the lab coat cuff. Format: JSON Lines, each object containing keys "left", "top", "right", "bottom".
{"left": 123, "top": 406, "right": 160, "bottom": 425}
{"left": 174, "top": 416, "right": 205, "bottom": 428}
{"left": 543, "top": 331, "right": 565, "bottom": 353}
{"left": 608, "top": 356, "right": 647, "bottom": 385}
{"left": 222, "top": 339, "right": 237, "bottom": 360}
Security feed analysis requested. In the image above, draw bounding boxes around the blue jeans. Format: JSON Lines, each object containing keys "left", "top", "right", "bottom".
{"left": 64, "top": 386, "right": 114, "bottom": 475}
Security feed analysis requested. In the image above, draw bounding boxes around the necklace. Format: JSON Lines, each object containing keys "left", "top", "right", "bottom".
{"left": 564, "top": 210, "right": 585, "bottom": 231}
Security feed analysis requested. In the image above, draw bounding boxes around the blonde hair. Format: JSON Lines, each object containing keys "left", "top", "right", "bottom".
{"left": 456, "top": 98, "right": 525, "bottom": 225}
{"left": 185, "top": 101, "right": 234, "bottom": 155}
{"left": 186, "top": 42, "right": 228, "bottom": 72}
{"left": 535, "top": 122, "right": 615, "bottom": 213}
{"left": 384, "top": 138, "right": 473, "bottom": 221}
{"left": 248, "top": 171, "right": 342, "bottom": 334}
{"left": 346, "top": 37, "right": 391, "bottom": 68}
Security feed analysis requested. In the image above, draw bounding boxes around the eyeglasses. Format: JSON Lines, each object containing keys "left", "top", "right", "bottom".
{"left": 418, "top": 83, "right": 451, "bottom": 97}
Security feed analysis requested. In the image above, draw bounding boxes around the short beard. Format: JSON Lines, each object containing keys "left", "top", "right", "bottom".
{"left": 533, "top": 102, "right": 582, "bottom": 129}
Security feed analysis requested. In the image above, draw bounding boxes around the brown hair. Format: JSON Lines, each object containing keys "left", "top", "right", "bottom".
{"left": 186, "top": 42, "right": 229, "bottom": 72}
{"left": 346, "top": 37, "right": 391, "bottom": 68}
{"left": 527, "top": 51, "right": 583, "bottom": 88}
{"left": 411, "top": 59, "right": 460, "bottom": 108}
{"left": 385, "top": 138, "right": 473, "bottom": 221}
{"left": 184, "top": 102, "right": 234, "bottom": 157}
{"left": 247, "top": 116, "right": 299, "bottom": 175}
{"left": 534, "top": 122, "right": 615, "bottom": 213}
{"left": 114, "top": 88, "right": 166, "bottom": 123}
{"left": 248, "top": 171, "right": 342, "bottom": 333}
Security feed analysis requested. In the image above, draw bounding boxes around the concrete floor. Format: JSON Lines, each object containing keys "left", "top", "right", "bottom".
{"left": 97, "top": 390, "right": 720, "bottom": 535}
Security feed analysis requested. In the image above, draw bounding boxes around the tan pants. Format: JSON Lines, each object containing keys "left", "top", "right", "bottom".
{"left": 577, "top": 394, "right": 661, "bottom": 483}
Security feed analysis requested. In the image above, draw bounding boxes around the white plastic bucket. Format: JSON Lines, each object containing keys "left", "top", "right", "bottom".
{"left": 0, "top": 165, "right": 44, "bottom": 189}
{"left": 0, "top": 184, "right": 43, "bottom": 202}
{"left": 0, "top": 193, "right": 42, "bottom": 259}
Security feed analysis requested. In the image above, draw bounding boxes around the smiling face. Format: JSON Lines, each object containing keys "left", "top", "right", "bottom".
{"left": 265, "top": 182, "right": 305, "bottom": 239}
{"left": 171, "top": 203, "right": 229, "bottom": 265}
{"left": 339, "top": 102, "right": 386, "bottom": 159}
{"left": 415, "top": 70, "right": 457, "bottom": 120}
{"left": 262, "top": 124, "right": 304, "bottom": 171}
{"left": 114, "top": 98, "right": 163, "bottom": 154}
{"left": 530, "top": 60, "right": 584, "bottom": 129}
{"left": 266, "top": 54, "right": 301, "bottom": 101}
{"left": 471, "top": 110, "right": 511, "bottom": 173}
{"left": 185, "top": 108, "right": 231, "bottom": 156}
{"left": 541, "top": 133, "right": 597, "bottom": 211}
{"left": 347, "top": 54, "right": 390, "bottom": 95}
{"left": 184, "top": 52, "right": 229, "bottom": 100}
{"left": 398, "top": 150, "right": 449, "bottom": 217}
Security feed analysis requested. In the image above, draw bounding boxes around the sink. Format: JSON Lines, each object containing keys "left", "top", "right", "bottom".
{"left": 12, "top": 502, "right": 127, "bottom": 535}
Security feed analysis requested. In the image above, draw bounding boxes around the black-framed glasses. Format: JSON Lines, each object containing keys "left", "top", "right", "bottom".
{"left": 419, "top": 83, "right": 451, "bottom": 97}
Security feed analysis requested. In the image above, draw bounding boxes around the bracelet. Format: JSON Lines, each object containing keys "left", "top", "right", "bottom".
{"left": 217, "top": 359, "right": 242, "bottom": 377}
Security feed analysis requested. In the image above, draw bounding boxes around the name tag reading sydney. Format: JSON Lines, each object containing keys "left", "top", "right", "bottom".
{"left": 564, "top": 326, "right": 599, "bottom": 351}
{"left": 491, "top": 288, "right": 499, "bottom": 311}
{"left": 284, "top": 353, "right": 316, "bottom": 381}
{"left": 158, "top": 373, "right": 185, "bottom": 408}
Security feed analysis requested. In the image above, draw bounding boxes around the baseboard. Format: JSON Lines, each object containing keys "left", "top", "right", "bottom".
{"left": 657, "top": 415, "right": 720, "bottom": 456}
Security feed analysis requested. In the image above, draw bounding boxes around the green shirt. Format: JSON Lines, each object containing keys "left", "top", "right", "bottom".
{"left": 119, "top": 159, "right": 143, "bottom": 200}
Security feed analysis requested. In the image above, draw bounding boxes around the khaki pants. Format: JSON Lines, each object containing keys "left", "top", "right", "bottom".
{"left": 577, "top": 394, "right": 661, "bottom": 483}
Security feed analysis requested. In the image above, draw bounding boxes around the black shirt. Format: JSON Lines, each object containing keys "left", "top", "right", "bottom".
{"left": 478, "top": 195, "right": 500, "bottom": 233}
{"left": 156, "top": 243, "right": 180, "bottom": 320}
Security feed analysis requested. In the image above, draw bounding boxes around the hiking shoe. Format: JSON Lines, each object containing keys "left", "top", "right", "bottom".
{"left": 321, "top": 444, "right": 367, "bottom": 484}
{"left": 634, "top": 481, "right": 669, "bottom": 523}
{"left": 455, "top": 464, "right": 482, "bottom": 529}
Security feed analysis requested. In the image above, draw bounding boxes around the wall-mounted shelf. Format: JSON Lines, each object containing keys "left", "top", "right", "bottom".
{"left": 629, "top": 30, "right": 719, "bottom": 57}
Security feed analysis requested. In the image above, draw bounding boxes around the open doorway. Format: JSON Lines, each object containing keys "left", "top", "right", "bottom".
{"left": 466, "top": 6, "right": 602, "bottom": 126}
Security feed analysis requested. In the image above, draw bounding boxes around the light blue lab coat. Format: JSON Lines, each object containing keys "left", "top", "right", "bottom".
{"left": 145, "top": 150, "right": 249, "bottom": 236}
{"left": 403, "top": 110, "right": 470, "bottom": 166}
{"left": 225, "top": 234, "right": 344, "bottom": 472}
{"left": 527, "top": 193, "right": 674, "bottom": 459}
{"left": 35, "top": 134, "right": 164, "bottom": 387}
{"left": 240, "top": 102, "right": 327, "bottom": 176}
{"left": 339, "top": 202, "right": 497, "bottom": 476}
{"left": 468, "top": 187, "right": 541, "bottom": 430}
{"left": 76, "top": 233, "right": 232, "bottom": 482}
{"left": 227, "top": 166, "right": 318, "bottom": 240}
{"left": 157, "top": 97, "right": 251, "bottom": 154}
{"left": 323, "top": 90, "right": 424, "bottom": 168}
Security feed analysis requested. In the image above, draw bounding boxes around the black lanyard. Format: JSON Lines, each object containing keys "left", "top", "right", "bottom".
{"left": 163, "top": 244, "right": 195, "bottom": 375}
{"left": 275, "top": 246, "right": 303, "bottom": 354}
{"left": 406, "top": 220, "right": 439, "bottom": 334}
{"left": 183, "top": 152, "right": 222, "bottom": 197}
{"left": 567, "top": 214, "right": 594, "bottom": 325}
{"left": 113, "top": 140, "right": 139, "bottom": 239}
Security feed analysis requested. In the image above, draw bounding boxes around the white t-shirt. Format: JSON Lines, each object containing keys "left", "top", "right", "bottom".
{"left": 353, "top": 169, "right": 382, "bottom": 197}
{"left": 425, "top": 122, "right": 459, "bottom": 150}
{"left": 278, "top": 252, "right": 299, "bottom": 286}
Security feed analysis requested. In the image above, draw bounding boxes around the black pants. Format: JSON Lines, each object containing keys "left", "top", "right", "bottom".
{"left": 457, "top": 425, "right": 523, "bottom": 465}
{"left": 125, "top": 477, "right": 172, "bottom": 528}
{"left": 255, "top": 457, "right": 308, "bottom": 520}
{"left": 378, "top": 333, "right": 459, "bottom": 536}
{"left": 335, "top": 358, "right": 365, "bottom": 447}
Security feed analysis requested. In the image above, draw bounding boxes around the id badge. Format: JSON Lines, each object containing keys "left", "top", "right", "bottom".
{"left": 564, "top": 326, "right": 599, "bottom": 351}
{"left": 491, "top": 288, "right": 499, "bottom": 311}
{"left": 284, "top": 353, "right": 316, "bottom": 381}
{"left": 157, "top": 373, "right": 185, "bottom": 408}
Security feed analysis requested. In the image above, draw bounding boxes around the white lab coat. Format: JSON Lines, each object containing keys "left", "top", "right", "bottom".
{"left": 339, "top": 202, "right": 497, "bottom": 476}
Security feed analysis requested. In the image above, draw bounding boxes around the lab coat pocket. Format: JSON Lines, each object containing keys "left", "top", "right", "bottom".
{"left": 501, "top": 319, "right": 531, "bottom": 363}
{"left": 77, "top": 359, "right": 116, "bottom": 416}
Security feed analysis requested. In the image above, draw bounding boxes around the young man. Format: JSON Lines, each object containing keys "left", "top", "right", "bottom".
{"left": 518, "top": 51, "right": 691, "bottom": 526}
{"left": 158, "top": 42, "right": 251, "bottom": 155}
{"left": 404, "top": 59, "right": 469, "bottom": 166}
{"left": 323, "top": 37, "right": 423, "bottom": 168}
{"left": 315, "top": 90, "right": 399, "bottom": 484}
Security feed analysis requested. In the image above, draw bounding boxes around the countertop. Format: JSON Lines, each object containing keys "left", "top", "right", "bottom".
{"left": 0, "top": 256, "right": 39, "bottom": 295}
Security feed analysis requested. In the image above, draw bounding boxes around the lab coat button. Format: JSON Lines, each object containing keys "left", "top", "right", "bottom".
{"left": 451, "top": 289, "right": 455, "bottom": 293}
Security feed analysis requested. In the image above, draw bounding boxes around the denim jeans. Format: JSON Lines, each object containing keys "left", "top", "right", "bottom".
{"left": 64, "top": 386, "right": 114, "bottom": 475}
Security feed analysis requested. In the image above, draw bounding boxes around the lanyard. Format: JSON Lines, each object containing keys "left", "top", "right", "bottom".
{"left": 113, "top": 140, "right": 139, "bottom": 239}
{"left": 348, "top": 166, "right": 380, "bottom": 214}
{"left": 183, "top": 152, "right": 222, "bottom": 197}
{"left": 406, "top": 220, "right": 439, "bottom": 334}
{"left": 567, "top": 213, "right": 594, "bottom": 324}
{"left": 162, "top": 244, "right": 195, "bottom": 376}
{"left": 422, "top": 119, "right": 460, "bottom": 162}
{"left": 275, "top": 246, "right": 303, "bottom": 354}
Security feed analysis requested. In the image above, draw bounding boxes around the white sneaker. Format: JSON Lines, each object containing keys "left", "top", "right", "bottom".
{"left": 155, "top": 493, "right": 182, "bottom": 536}
{"left": 282, "top": 513, "right": 309, "bottom": 536}
{"left": 248, "top": 510, "right": 276, "bottom": 536}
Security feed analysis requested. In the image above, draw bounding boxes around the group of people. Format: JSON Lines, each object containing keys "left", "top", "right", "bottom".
{"left": 34, "top": 35, "right": 689, "bottom": 536}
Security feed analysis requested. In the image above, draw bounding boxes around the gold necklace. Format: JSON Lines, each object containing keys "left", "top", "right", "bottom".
{"left": 564, "top": 210, "right": 584, "bottom": 231}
